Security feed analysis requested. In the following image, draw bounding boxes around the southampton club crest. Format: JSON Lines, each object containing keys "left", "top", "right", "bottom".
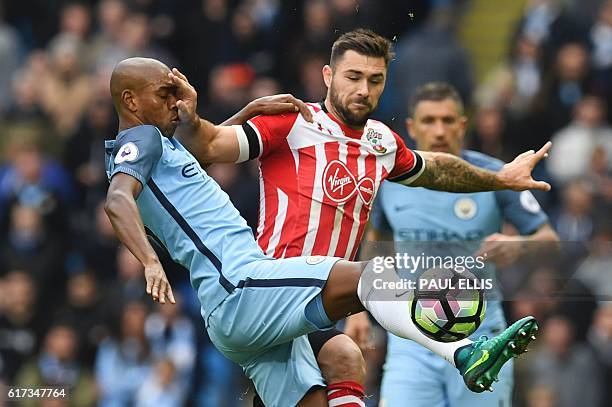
{"left": 366, "top": 128, "right": 387, "bottom": 153}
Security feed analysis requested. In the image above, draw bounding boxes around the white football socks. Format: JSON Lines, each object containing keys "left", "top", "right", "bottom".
{"left": 357, "top": 259, "right": 472, "bottom": 366}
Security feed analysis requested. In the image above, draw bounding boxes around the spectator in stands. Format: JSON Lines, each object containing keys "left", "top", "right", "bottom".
{"left": 38, "top": 36, "right": 93, "bottom": 138}
{"left": 90, "top": 0, "right": 129, "bottom": 72}
{"left": 1, "top": 204, "right": 64, "bottom": 302}
{"left": 144, "top": 296, "right": 196, "bottom": 398}
{"left": 530, "top": 42, "right": 594, "bottom": 138}
{"left": 4, "top": 69, "right": 47, "bottom": 123}
{"left": 15, "top": 323, "right": 97, "bottom": 406}
{"left": 230, "top": 3, "right": 269, "bottom": 67}
{"left": 202, "top": 63, "right": 254, "bottom": 123}
{"left": 135, "top": 358, "right": 183, "bottom": 407}
{"left": 95, "top": 301, "right": 153, "bottom": 407}
{"left": 548, "top": 95, "right": 612, "bottom": 184}
{"left": 173, "top": 0, "right": 234, "bottom": 97}
{"left": 0, "top": 2, "right": 23, "bottom": 114}
{"left": 475, "top": 35, "right": 542, "bottom": 120}
{"left": 295, "top": 53, "right": 328, "bottom": 101}
{"left": 0, "top": 135, "right": 73, "bottom": 238}
{"left": 302, "top": 0, "right": 334, "bottom": 48}
{"left": 575, "top": 222, "right": 612, "bottom": 301}
{"left": 468, "top": 105, "right": 508, "bottom": 161}
{"left": 75, "top": 201, "right": 117, "bottom": 280}
{"left": 0, "top": 271, "right": 41, "bottom": 383}
{"left": 526, "top": 315, "right": 603, "bottom": 407}
{"left": 116, "top": 12, "right": 174, "bottom": 67}
{"left": 591, "top": 0, "right": 612, "bottom": 122}
{"left": 49, "top": 2, "right": 92, "bottom": 45}
{"left": 552, "top": 179, "right": 595, "bottom": 241}
{"left": 54, "top": 270, "right": 108, "bottom": 367}
{"left": 589, "top": 145, "right": 612, "bottom": 203}
{"left": 106, "top": 246, "right": 148, "bottom": 313}
{"left": 587, "top": 304, "right": 612, "bottom": 402}
{"left": 517, "top": 0, "right": 589, "bottom": 66}
{"left": 380, "top": 4, "right": 474, "bottom": 138}
{"left": 63, "top": 96, "right": 117, "bottom": 208}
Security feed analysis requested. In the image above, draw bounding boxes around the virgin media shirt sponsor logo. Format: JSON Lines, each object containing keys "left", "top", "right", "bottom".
{"left": 323, "top": 160, "right": 374, "bottom": 206}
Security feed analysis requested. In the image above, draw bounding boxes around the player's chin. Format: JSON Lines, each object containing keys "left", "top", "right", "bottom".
{"left": 347, "top": 111, "right": 370, "bottom": 127}
{"left": 163, "top": 122, "right": 179, "bottom": 137}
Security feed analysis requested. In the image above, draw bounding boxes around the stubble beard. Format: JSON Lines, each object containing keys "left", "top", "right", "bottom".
{"left": 329, "top": 86, "right": 373, "bottom": 128}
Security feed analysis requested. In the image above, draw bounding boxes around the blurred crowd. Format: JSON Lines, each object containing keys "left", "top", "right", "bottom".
{"left": 0, "top": 0, "right": 610, "bottom": 406}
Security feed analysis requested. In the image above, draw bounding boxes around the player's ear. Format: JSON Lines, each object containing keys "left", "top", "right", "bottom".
{"left": 122, "top": 89, "right": 138, "bottom": 113}
{"left": 458, "top": 116, "right": 468, "bottom": 139}
{"left": 323, "top": 65, "right": 332, "bottom": 88}
{"left": 406, "top": 118, "right": 416, "bottom": 141}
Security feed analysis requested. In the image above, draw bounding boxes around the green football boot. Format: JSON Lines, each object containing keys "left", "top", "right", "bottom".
{"left": 455, "top": 316, "right": 539, "bottom": 393}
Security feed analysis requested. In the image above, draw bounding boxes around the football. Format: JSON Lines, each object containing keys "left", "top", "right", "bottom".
{"left": 410, "top": 268, "right": 486, "bottom": 342}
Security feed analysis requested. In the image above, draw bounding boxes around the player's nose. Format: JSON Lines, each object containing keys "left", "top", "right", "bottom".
{"left": 356, "top": 79, "right": 369, "bottom": 97}
{"left": 433, "top": 121, "right": 446, "bottom": 136}
{"left": 167, "top": 93, "right": 178, "bottom": 108}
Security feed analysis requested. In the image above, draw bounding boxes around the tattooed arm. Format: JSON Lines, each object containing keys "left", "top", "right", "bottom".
{"left": 410, "top": 151, "right": 503, "bottom": 192}
{"left": 404, "top": 143, "right": 552, "bottom": 192}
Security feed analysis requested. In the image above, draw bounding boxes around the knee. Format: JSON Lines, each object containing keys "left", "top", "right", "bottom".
{"left": 317, "top": 334, "right": 366, "bottom": 384}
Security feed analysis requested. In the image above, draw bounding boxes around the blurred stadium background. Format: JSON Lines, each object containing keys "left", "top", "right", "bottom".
{"left": 0, "top": 0, "right": 610, "bottom": 405}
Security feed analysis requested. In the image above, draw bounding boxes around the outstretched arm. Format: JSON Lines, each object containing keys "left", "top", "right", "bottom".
{"left": 407, "top": 143, "right": 552, "bottom": 192}
{"left": 221, "top": 94, "right": 313, "bottom": 126}
{"left": 105, "top": 173, "right": 175, "bottom": 304}
{"left": 168, "top": 69, "right": 311, "bottom": 165}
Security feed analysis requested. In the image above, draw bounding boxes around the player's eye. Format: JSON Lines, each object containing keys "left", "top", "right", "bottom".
{"left": 347, "top": 76, "right": 359, "bottom": 81}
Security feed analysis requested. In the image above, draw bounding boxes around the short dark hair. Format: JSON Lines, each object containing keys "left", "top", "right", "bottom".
{"left": 330, "top": 29, "right": 394, "bottom": 67}
{"left": 409, "top": 82, "right": 464, "bottom": 117}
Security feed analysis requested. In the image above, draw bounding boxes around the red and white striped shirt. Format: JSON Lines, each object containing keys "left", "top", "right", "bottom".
{"left": 235, "top": 103, "right": 424, "bottom": 260}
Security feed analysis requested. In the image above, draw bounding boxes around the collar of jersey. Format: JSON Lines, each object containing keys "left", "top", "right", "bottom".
{"left": 318, "top": 102, "right": 365, "bottom": 140}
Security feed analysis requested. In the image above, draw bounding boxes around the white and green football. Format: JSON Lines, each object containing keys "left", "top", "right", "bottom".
{"left": 410, "top": 268, "right": 486, "bottom": 342}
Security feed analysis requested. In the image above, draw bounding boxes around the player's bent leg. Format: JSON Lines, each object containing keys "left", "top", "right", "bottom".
{"left": 297, "top": 387, "right": 327, "bottom": 406}
{"left": 322, "top": 259, "right": 472, "bottom": 365}
{"left": 320, "top": 260, "right": 367, "bottom": 321}
{"left": 252, "top": 330, "right": 366, "bottom": 407}
{"left": 312, "top": 331, "right": 366, "bottom": 405}
{"left": 239, "top": 335, "right": 327, "bottom": 407}
{"left": 323, "top": 259, "right": 539, "bottom": 393}
{"left": 316, "top": 333, "right": 366, "bottom": 384}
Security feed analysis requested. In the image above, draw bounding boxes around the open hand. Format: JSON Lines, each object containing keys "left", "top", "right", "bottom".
{"left": 476, "top": 233, "right": 524, "bottom": 267}
{"left": 168, "top": 68, "right": 199, "bottom": 129}
{"left": 246, "top": 94, "right": 313, "bottom": 123}
{"left": 497, "top": 142, "right": 552, "bottom": 191}
{"left": 144, "top": 262, "right": 175, "bottom": 305}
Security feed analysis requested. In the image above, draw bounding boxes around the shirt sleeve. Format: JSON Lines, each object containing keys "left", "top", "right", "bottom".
{"left": 387, "top": 132, "right": 425, "bottom": 184}
{"left": 110, "top": 125, "right": 163, "bottom": 187}
{"left": 464, "top": 151, "right": 549, "bottom": 235}
{"left": 495, "top": 189, "right": 549, "bottom": 235}
{"left": 239, "top": 112, "right": 299, "bottom": 160}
